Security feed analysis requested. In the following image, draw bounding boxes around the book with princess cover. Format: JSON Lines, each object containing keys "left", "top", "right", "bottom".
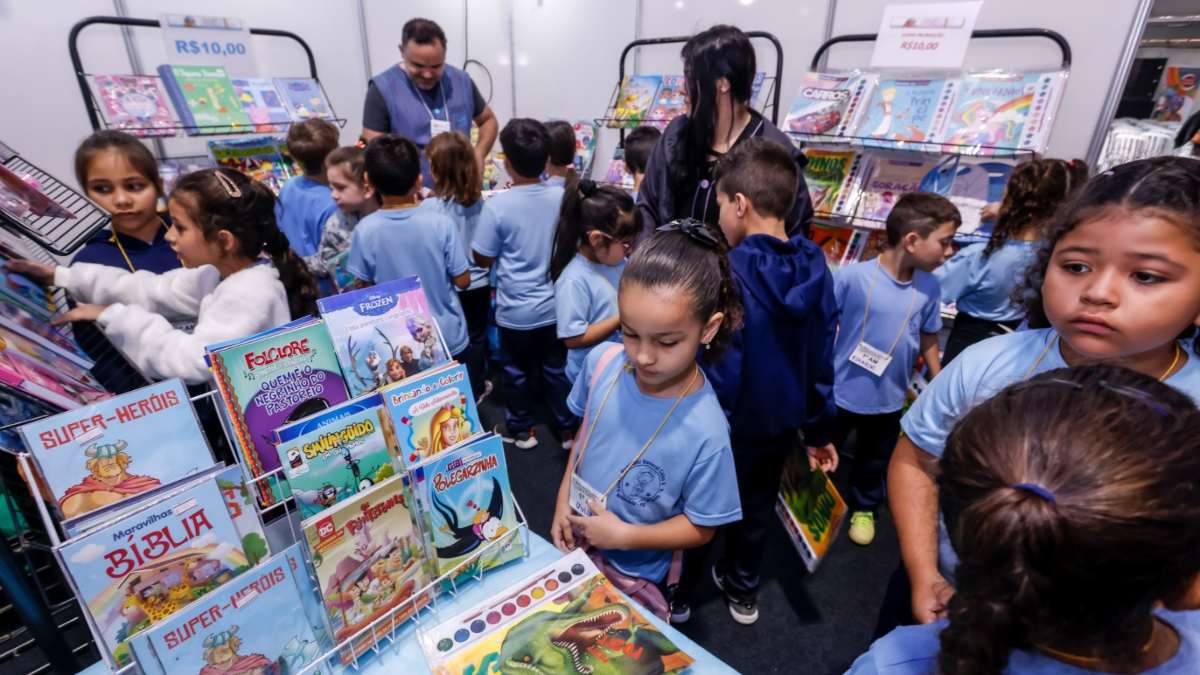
{"left": 411, "top": 434, "right": 523, "bottom": 579}
{"left": 803, "top": 149, "right": 858, "bottom": 217}
{"left": 275, "top": 77, "right": 336, "bottom": 121}
{"left": 854, "top": 77, "right": 955, "bottom": 144}
{"left": 646, "top": 75, "right": 687, "bottom": 128}
{"left": 303, "top": 473, "right": 431, "bottom": 657}
{"left": 784, "top": 71, "right": 875, "bottom": 136}
{"left": 854, "top": 155, "right": 937, "bottom": 227}
{"left": 156, "top": 64, "right": 251, "bottom": 135}
{"left": 939, "top": 71, "right": 1067, "bottom": 155}
{"left": 318, "top": 277, "right": 451, "bottom": 398}
{"left": 274, "top": 394, "right": 401, "bottom": 520}
{"left": 54, "top": 477, "right": 250, "bottom": 667}
{"left": 88, "top": 75, "right": 177, "bottom": 137}
{"left": 418, "top": 548, "right": 694, "bottom": 675}
{"left": 776, "top": 450, "right": 846, "bottom": 573}
{"left": 380, "top": 362, "right": 480, "bottom": 468}
{"left": 128, "top": 542, "right": 330, "bottom": 675}
{"left": 230, "top": 77, "right": 292, "bottom": 133}
{"left": 207, "top": 318, "right": 350, "bottom": 505}
{"left": 18, "top": 378, "right": 211, "bottom": 525}
{"left": 208, "top": 136, "right": 294, "bottom": 194}
{"left": 608, "top": 75, "right": 662, "bottom": 128}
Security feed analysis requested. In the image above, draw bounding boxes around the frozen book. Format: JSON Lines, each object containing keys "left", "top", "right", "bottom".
{"left": 55, "top": 477, "right": 250, "bottom": 667}
{"left": 609, "top": 75, "right": 662, "bottom": 128}
{"left": 940, "top": 71, "right": 1067, "bottom": 154}
{"left": 646, "top": 75, "right": 687, "bottom": 128}
{"left": 303, "top": 474, "right": 431, "bottom": 657}
{"left": 156, "top": 64, "right": 251, "bottom": 135}
{"left": 855, "top": 78, "right": 955, "bottom": 144}
{"left": 419, "top": 548, "right": 694, "bottom": 675}
{"left": 19, "top": 378, "right": 210, "bottom": 524}
{"left": 88, "top": 75, "right": 177, "bottom": 137}
{"left": 208, "top": 136, "right": 293, "bottom": 194}
{"left": 276, "top": 400, "right": 400, "bottom": 520}
{"left": 275, "top": 77, "right": 336, "bottom": 121}
{"left": 128, "top": 542, "right": 329, "bottom": 675}
{"left": 318, "top": 277, "right": 451, "bottom": 397}
{"left": 803, "top": 149, "right": 858, "bottom": 216}
{"left": 411, "top": 434, "right": 522, "bottom": 579}
{"left": 230, "top": 77, "right": 292, "bottom": 133}
{"left": 855, "top": 156, "right": 936, "bottom": 226}
{"left": 776, "top": 450, "right": 846, "bottom": 572}
{"left": 785, "top": 71, "right": 873, "bottom": 136}
{"left": 207, "top": 319, "right": 350, "bottom": 505}
{"left": 381, "top": 362, "right": 480, "bottom": 467}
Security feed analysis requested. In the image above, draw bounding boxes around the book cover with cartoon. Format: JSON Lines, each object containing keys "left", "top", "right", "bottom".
{"left": 318, "top": 277, "right": 451, "bottom": 397}
{"left": 609, "top": 75, "right": 662, "bottom": 128}
{"left": 785, "top": 71, "right": 868, "bottom": 135}
{"left": 156, "top": 64, "right": 251, "bottom": 135}
{"left": 856, "top": 78, "right": 954, "bottom": 143}
{"left": 208, "top": 136, "right": 294, "bottom": 195}
{"left": 55, "top": 477, "right": 250, "bottom": 667}
{"left": 303, "top": 474, "right": 431, "bottom": 656}
{"left": 230, "top": 77, "right": 291, "bottom": 133}
{"left": 940, "top": 71, "right": 1065, "bottom": 153}
{"left": 19, "top": 378, "right": 211, "bottom": 523}
{"left": 646, "top": 75, "right": 687, "bottom": 128}
{"left": 128, "top": 542, "right": 329, "bottom": 675}
{"left": 276, "top": 403, "right": 400, "bottom": 520}
{"left": 419, "top": 549, "right": 693, "bottom": 675}
{"left": 855, "top": 156, "right": 936, "bottom": 226}
{"left": 381, "top": 362, "right": 480, "bottom": 468}
{"left": 88, "top": 74, "right": 177, "bottom": 137}
{"left": 0, "top": 322, "right": 98, "bottom": 390}
{"left": 803, "top": 149, "right": 858, "bottom": 216}
{"left": 411, "top": 434, "right": 523, "bottom": 578}
{"left": 809, "top": 223, "right": 856, "bottom": 269}
{"left": 776, "top": 451, "right": 846, "bottom": 573}
{"left": 275, "top": 77, "right": 336, "bottom": 121}
{"left": 0, "top": 302, "right": 92, "bottom": 368}
{"left": 571, "top": 120, "right": 599, "bottom": 176}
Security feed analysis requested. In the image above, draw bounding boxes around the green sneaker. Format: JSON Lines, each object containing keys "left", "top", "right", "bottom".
{"left": 848, "top": 511, "right": 876, "bottom": 546}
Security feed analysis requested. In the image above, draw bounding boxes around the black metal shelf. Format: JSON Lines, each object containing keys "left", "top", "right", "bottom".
{"left": 789, "top": 131, "right": 1039, "bottom": 159}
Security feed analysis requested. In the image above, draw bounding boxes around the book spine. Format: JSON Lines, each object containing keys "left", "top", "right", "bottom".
{"left": 156, "top": 66, "right": 197, "bottom": 135}
{"left": 209, "top": 354, "right": 273, "bottom": 505}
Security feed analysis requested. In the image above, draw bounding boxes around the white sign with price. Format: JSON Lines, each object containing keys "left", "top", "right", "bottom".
{"left": 870, "top": 1, "right": 983, "bottom": 70}
{"left": 161, "top": 14, "right": 258, "bottom": 75}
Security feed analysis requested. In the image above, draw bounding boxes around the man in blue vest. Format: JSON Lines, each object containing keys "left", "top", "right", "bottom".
{"left": 362, "top": 18, "right": 499, "bottom": 185}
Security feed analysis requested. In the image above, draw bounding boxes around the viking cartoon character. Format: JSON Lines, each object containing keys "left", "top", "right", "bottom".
{"left": 58, "top": 440, "right": 161, "bottom": 518}
{"left": 200, "top": 626, "right": 273, "bottom": 675}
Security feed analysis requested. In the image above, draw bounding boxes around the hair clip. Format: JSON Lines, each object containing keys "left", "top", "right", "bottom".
{"left": 1011, "top": 482, "right": 1056, "bottom": 504}
{"left": 658, "top": 218, "right": 719, "bottom": 250}
{"left": 579, "top": 179, "right": 598, "bottom": 198}
{"left": 213, "top": 170, "right": 242, "bottom": 198}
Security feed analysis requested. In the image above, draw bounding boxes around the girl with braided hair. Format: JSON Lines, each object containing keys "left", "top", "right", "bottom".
{"left": 8, "top": 167, "right": 317, "bottom": 384}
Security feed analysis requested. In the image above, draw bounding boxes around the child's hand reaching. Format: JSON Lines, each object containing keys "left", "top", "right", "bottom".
{"left": 6, "top": 259, "right": 56, "bottom": 285}
{"left": 565, "top": 500, "right": 631, "bottom": 550}
{"left": 51, "top": 303, "right": 107, "bottom": 325}
{"left": 807, "top": 443, "right": 839, "bottom": 473}
{"left": 551, "top": 500, "right": 577, "bottom": 553}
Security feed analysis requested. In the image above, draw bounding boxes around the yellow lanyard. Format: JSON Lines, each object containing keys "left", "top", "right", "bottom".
{"left": 1023, "top": 335, "right": 1182, "bottom": 381}
{"left": 571, "top": 361, "right": 699, "bottom": 498}
{"left": 860, "top": 259, "right": 920, "bottom": 358}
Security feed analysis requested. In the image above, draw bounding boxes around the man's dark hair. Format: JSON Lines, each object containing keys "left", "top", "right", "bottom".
{"left": 500, "top": 119, "right": 551, "bottom": 179}
{"left": 623, "top": 126, "right": 661, "bottom": 175}
{"left": 364, "top": 134, "right": 421, "bottom": 196}
{"left": 714, "top": 137, "right": 796, "bottom": 221}
{"left": 401, "top": 18, "right": 446, "bottom": 49}
{"left": 545, "top": 120, "right": 577, "bottom": 168}
{"left": 885, "top": 192, "right": 962, "bottom": 247}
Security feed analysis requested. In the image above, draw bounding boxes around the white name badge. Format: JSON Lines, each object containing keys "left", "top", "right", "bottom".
{"left": 430, "top": 118, "right": 452, "bottom": 137}
{"left": 849, "top": 341, "right": 893, "bottom": 377}
{"left": 569, "top": 473, "right": 606, "bottom": 517}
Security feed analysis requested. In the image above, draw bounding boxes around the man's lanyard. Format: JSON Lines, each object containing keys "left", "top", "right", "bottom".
{"left": 403, "top": 67, "right": 449, "bottom": 122}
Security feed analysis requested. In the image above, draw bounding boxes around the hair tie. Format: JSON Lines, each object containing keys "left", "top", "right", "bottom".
{"left": 1011, "top": 482, "right": 1056, "bottom": 504}
{"left": 579, "top": 179, "right": 598, "bottom": 198}
{"left": 213, "top": 170, "right": 242, "bottom": 198}
{"left": 657, "top": 218, "right": 719, "bottom": 250}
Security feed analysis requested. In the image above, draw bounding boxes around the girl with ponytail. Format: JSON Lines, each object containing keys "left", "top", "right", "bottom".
{"left": 551, "top": 175, "right": 641, "bottom": 385}
{"left": 9, "top": 168, "right": 316, "bottom": 385}
{"left": 852, "top": 363, "right": 1200, "bottom": 674}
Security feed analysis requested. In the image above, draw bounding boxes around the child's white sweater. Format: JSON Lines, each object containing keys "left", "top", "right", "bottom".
{"left": 54, "top": 262, "right": 290, "bottom": 385}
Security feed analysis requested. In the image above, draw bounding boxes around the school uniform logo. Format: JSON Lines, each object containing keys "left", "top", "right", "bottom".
{"left": 616, "top": 460, "right": 666, "bottom": 507}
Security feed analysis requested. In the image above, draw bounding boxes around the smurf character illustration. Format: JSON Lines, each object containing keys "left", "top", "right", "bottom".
{"left": 58, "top": 440, "right": 161, "bottom": 519}
{"left": 431, "top": 476, "right": 507, "bottom": 559}
{"left": 200, "top": 626, "right": 274, "bottom": 675}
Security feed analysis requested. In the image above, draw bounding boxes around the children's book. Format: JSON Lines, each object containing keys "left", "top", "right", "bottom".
{"left": 318, "top": 277, "right": 451, "bottom": 398}
{"left": 939, "top": 71, "right": 1067, "bottom": 154}
{"left": 0, "top": 344, "right": 107, "bottom": 410}
{"left": 0, "top": 162, "right": 77, "bottom": 224}
{"left": 207, "top": 318, "right": 350, "bottom": 505}
{"left": 571, "top": 120, "right": 600, "bottom": 177}
{"left": 854, "top": 155, "right": 936, "bottom": 226}
{"left": 0, "top": 266, "right": 57, "bottom": 321}
{"left": 809, "top": 223, "right": 856, "bottom": 269}
{"left": 275, "top": 397, "right": 400, "bottom": 520}
{"left": 776, "top": 451, "right": 846, "bottom": 573}
{"left": 609, "top": 75, "right": 662, "bottom": 128}
{"left": 0, "top": 382, "right": 57, "bottom": 430}
{"left": 749, "top": 71, "right": 768, "bottom": 110}
{"left": 854, "top": 78, "right": 955, "bottom": 144}
{"left": 1154, "top": 66, "right": 1200, "bottom": 122}
{"left": 604, "top": 147, "right": 633, "bottom": 189}
{"left": 230, "top": 77, "right": 292, "bottom": 133}
{"left": 157, "top": 156, "right": 216, "bottom": 196}
{"left": 919, "top": 155, "right": 994, "bottom": 236}
{"left": 0, "top": 309, "right": 91, "bottom": 369}
{"left": 55, "top": 477, "right": 250, "bottom": 666}
{"left": 0, "top": 323, "right": 96, "bottom": 389}
{"left": 381, "top": 362, "right": 480, "bottom": 468}
{"left": 482, "top": 149, "right": 512, "bottom": 192}
{"left": 275, "top": 77, "right": 336, "bottom": 121}
{"left": 88, "top": 75, "right": 177, "bottom": 137}
{"left": 647, "top": 75, "right": 687, "bottom": 128}
{"left": 785, "top": 71, "right": 874, "bottom": 136}
{"left": 128, "top": 542, "right": 329, "bottom": 675}
{"left": 411, "top": 434, "right": 522, "bottom": 579}
{"left": 155, "top": 64, "right": 251, "bottom": 135}
{"left": 303, "top": 474, "right": 431, "bottom": 656}
{"left": 418, "top": 548, "right": 694, "bottom": 675}
{"left": 19, "top": 378, "right": 209, "bottom": 524}
{"left": 207, "top": 136, "right": 294, "bottom": 194}
{"left": 803, "top": 149, "right": 858, "bottom": 216}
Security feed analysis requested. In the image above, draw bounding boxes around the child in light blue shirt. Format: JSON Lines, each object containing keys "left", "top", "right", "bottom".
{"left": 275, "top": 119, "right": 340, "bottom": 258}
{"left": 543, "top": 120, "right": 576, "bottom": 188}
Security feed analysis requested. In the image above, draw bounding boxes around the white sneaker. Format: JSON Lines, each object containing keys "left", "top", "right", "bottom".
{"left": 562, "top": 437, "right": 574, "bottom": 451}
{"left": 476, "top": 379, "right": 494, "bottom": 404}
{"left": 514, "top": 430, "right": 538, "bottom": 450}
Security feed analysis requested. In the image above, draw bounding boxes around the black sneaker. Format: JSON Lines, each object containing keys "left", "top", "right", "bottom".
{"left": 712, "top": 563, "right": 758, "bottom": 625}
{"left": 667, "top": 584, "right": 691, "bottom": 624}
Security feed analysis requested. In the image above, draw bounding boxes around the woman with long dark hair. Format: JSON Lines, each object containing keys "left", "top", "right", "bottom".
{"left": 637, "top": 25, "right": 813, "bottom": 237}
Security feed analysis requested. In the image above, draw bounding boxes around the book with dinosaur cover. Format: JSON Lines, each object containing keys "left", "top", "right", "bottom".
{"left": 776, "top": 450, "right": 846, "bottom": 572}
{"left": 784, "top": 71, "right": 874, "bottom": 136}
{"left": 411, "top": 434, "right": 523, "bottom": 579}
{"left": 55, "top": 477, "right": 251, "bottom": 666}
{"left": 303, "top": 473, "right": 431, "bottom": 657}
{"left": 88, "top": 75, "right": 177, "bottom": 137}
{"left": 939, "top": 71, "right": 1066, "bottom": 154}
{"left": 128, "top": 542, "right": 330, "bottom": 675}
{"left": 381, "top": 362, "right": 480, "bottom": 468}
{"left": 318, "top": 277, "right": 451, "bottom": 398}
{"left": 19, "top": 378, "right": 210, "bottom": 524}
{"left": 803, "top": 149, "right": 858, "bottom": 217}
{"left": 208, "top": 135, "right": 295, "bottom": 194}
{"left": 207, "top": 318, "right": 350, "bottom": 505}
{"left": 418, "top": 548, "right": 694, "bottom": 675}
{"left": 155, "top": 64, "right": 251, "bottom": 135}
{"left": 230, "top": 77, "right": 292, "bottom": 133}
{"left": 275, "top": 77, "right": 336, "bottom": 121}
{"left": 275, "top": 398, "right": 400, "bottom": 520}
{"left": 608, "top": 75, "right": 662, "bottom": 128}
{"left": 854, "top": 77, "right": 955, "bottom": 144}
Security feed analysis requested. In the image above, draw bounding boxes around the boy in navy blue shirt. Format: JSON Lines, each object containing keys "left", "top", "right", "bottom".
{"left": 276, "top": 119, "right": 340, "bottom": 260}
{"left": 473, "top": 119, "right": 572, "bottom": 450}
{"left": 677, "top": 138, "right": 839, "bottom": 626}
{"left": 832, "top": 193, "right": 957, "bottom": 548}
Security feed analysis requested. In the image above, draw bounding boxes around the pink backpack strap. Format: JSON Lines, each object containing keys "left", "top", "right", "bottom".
{"left": 572, "top": 343, "right": 625, "bottom": 453}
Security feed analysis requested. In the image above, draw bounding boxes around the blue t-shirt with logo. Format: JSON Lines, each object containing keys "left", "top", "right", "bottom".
{"left": 555, "top": 255, "right": 623, "bottom": 384}
{"left": 567, "top": 344, "right": 742, "bottom": 583}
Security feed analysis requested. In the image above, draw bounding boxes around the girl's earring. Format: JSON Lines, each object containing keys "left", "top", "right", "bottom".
{"left": 703, "top": 342, "right": 711, "bottom": 351}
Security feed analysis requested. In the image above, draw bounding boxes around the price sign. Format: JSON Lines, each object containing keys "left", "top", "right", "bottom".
{"left": 870, "top": 1, "right": 982, "bottom": 69}
{"left": 160, "top": 14, "right": 258, "bottom": 75}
